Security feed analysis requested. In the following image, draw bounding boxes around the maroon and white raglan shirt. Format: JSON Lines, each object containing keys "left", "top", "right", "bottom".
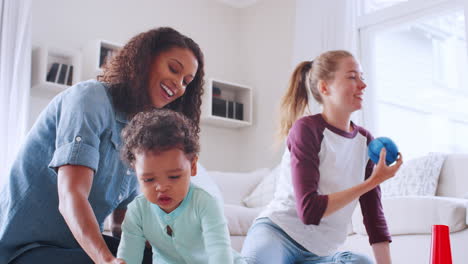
{"left": 259, "top": 114, "right": 391, "bottom": 256}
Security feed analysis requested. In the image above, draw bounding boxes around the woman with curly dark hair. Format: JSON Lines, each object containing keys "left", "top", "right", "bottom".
{"left": 0, "top": 27, "right": 205, "bottom": 264}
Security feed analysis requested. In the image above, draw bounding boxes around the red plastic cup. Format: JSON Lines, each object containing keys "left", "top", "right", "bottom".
{"left": 430, "top": 225, "right": 452, "bottom": 264}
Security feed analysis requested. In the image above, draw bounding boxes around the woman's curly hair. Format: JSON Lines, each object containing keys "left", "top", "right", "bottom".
{"left": 98, "top": 27, "right": 205, "bottom": 135}
{"left": 121, "top": 109, "right": 200, "bottom": 166}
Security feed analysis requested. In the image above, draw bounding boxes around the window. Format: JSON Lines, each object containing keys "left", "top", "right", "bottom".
{"left": 359, "top": 0, "right": 468, "bottom": 159}
{"left": 361, "top": 0, "right": 409, "bottom": 14}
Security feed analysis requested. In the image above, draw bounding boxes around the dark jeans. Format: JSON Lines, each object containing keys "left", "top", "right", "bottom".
{"left": 10, "top": 235, "right": 152, "bottom": 264}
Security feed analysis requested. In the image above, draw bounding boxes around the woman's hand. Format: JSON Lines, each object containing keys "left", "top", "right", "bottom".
{"left": 369, "top": 148, "right": 403, "bottom": 186}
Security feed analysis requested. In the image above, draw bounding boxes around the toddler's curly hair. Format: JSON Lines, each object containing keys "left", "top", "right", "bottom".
{"left": 121, "top": 109, "right": 200, "bottom": 165}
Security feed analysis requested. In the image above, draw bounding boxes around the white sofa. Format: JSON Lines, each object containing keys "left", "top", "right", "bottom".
{"left": 208, "top": 168, "right": 269, "bottom": 252}
{"left": 208, "top": 154, "right": 468, "bottom": 263}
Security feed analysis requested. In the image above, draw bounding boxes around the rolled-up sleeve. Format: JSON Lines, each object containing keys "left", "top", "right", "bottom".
{"left": 48, "top": 82, "right": 112, "bottom": 172}
{"left": 49, "top": 139, "right": 100, "bottom": 172}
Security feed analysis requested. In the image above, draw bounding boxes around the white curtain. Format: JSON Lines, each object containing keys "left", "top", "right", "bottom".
{"left": 292, "top": 0, "right": 364, "bottom": 124}
{"left": 0, "top": 0, "right": 32, "bottom": 186}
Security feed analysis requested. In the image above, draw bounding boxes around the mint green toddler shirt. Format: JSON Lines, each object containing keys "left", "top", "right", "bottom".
{"left": 117, "top": 183, "right": 245, "bottom": 264}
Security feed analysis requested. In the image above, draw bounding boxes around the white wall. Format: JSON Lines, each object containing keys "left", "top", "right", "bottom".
{"left": 236, "top": 0, "right": 296, "bottom": 171}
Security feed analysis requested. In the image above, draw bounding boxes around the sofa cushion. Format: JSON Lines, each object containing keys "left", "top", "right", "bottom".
{"left": 224, "top": 205, "right": 263, "bottom": 235}
{"left": 352, "top": 196, "right": 468, "bottom": 236}
{"left": 243, "top": 164, "right": 281, "bottom": 208}
{"left": 380, "top": 153, "right": 445, "bottom": 197}
{"left": 209, "top": 168, "right": 270, "bottom": 206}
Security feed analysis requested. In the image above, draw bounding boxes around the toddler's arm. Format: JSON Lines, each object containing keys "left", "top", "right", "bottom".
{"left": 199, "top": 195, "right": 234, "bottom": 264}
{"left": 117, "top": 201, "right": 147, "bottom": 264}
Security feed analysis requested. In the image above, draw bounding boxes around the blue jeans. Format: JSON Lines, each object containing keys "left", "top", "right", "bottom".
{"left": 241, "top": 218, "right": 373, "bottom": 264}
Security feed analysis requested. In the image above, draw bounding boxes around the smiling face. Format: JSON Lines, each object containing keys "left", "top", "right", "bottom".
{"left": 147, "top": 47, "right": 199, "bottom": 108}
{"left": 134, "top": 148, "right": 197, "bottom": 213}
{"left": 321, "top": 56, "right": 367, "bottom": 113}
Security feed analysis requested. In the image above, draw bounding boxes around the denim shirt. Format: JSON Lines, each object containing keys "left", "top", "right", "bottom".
{"left": 0, "top": 80, "right": 139, "bottom": 262}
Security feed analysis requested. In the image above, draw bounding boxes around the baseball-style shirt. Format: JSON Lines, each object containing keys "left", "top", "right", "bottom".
{"left": 260, "top": 114, "right": 390, "bottom": 256}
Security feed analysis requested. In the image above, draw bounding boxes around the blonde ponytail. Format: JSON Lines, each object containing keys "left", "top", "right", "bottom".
{"left": 278, "top": 61, "right": 313, "bottom": 141}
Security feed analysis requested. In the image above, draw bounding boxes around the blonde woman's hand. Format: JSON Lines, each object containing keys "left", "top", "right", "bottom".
{"left": 369, "top": 148, "right": 403, "bottom": 186}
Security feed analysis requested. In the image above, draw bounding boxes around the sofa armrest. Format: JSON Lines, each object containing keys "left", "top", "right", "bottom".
{"left": 352, "top": 196, "right": 468, "bottom": 236}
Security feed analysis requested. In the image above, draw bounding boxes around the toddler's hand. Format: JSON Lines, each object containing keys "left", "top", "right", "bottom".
{"left": 369, "top": 148, "right": 403, "bottom": 186}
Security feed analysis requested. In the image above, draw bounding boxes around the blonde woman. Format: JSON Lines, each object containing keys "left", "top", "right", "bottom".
{"left": 241, "top": 50, "right": 403, "bottom": 264}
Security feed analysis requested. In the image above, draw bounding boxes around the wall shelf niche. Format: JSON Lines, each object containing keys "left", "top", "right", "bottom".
{"left": 31, "top": 46, "right": 81, "bottom": 94}
{"left": 82, "top": 40, "right": 122, "bottom": 80}
{"left": 201, "top": 78, "right": 252, "bottom": 128}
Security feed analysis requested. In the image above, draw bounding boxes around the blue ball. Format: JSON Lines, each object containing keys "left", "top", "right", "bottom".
{"left": 368, "top": 137, "right": 399, "bottom": 165}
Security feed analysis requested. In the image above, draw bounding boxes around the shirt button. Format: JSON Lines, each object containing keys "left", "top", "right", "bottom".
{"left": 126, "top": 170, "right": 131, "bottom": 175}
{"left": 165, "top": 215, "right": 171, "bottom": 221}
{"left": 118, "top": 194, "right": 123, "bottom": 201}
{"left": 75, "top": 136, "right": 82, "bottom": 142}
